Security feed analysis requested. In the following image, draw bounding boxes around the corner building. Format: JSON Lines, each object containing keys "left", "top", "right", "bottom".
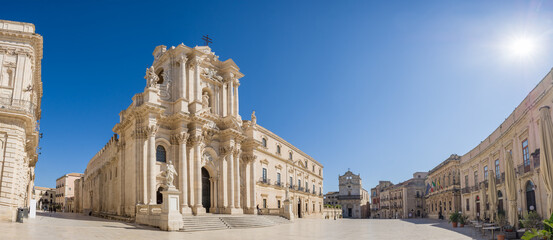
{"left": 0, "top": 20, "right": 43, "bottom": 221}
{"left": 460, "top": 69, "right": 553, "bottom": 221}
{"left": 80, "top": 44, "right": 323, "bottom": 219}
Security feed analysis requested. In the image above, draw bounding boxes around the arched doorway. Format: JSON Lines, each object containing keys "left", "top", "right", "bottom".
{"left": 201, "top": 167, "right": 211, "bottom": 212}
{"left": 526, "top": 181, "right": 536, "bottom": 212}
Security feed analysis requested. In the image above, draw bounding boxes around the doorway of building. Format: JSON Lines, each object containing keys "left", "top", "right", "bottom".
{"left": 348, "top": 208, "right": 352, "bottom": 217}
{"left": 201, "top": 167, "right": 211, "bottom": 212}
{"left": 476, "top": 195, "right": 480, "bottom": 220}
{"left": 297, "top": 199, "right": 302, "bottom": 218}
{"left": 526, "top": 181, "right": 536, "bottom": 212}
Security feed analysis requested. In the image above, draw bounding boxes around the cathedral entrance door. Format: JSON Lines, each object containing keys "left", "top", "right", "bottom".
{"left": 201, "top": 168, "right": 211, "bottom": 212}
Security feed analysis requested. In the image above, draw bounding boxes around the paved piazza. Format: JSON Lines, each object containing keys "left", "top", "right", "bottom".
{"left": 0, "top": 213, "right": 491, "bottom": 240}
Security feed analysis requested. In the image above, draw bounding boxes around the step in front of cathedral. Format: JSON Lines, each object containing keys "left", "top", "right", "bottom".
{"left": 180, "top": 215, "right": 290, "bottom": 232}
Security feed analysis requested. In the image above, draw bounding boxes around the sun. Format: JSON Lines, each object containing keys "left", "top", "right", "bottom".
{"left": 508, "top": 36, "right": 536, "bottom": 58}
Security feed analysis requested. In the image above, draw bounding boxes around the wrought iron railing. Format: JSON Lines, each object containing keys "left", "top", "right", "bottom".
{"left": 0, "top": 97, "right": 35, "bottom": 116}
{"left": 258, "top": 178, "right": 271, "bottom": 185}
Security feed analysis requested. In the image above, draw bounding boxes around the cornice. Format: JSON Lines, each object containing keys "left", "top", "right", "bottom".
{"left": 255, "top": 124, "right": 323, "bottom": 168}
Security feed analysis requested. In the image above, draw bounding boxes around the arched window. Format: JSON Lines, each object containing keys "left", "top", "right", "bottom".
{"left": 156, "top": 145, "right": 166, "bottom": 163}
{"left": 277, "top": 145, "right": 281, "bottom": 154}
{"left": 262, "top": 138, "right": 267, "bottom": 148}
{"left": 289, "top": 152, "right": 293, "bottom": 160}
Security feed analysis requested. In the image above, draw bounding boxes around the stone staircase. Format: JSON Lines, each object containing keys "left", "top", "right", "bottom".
{"left": 180, "top": 215, "right": 289, "bottom": 232}
{"left": 181, "top": 215, "right": 229, "bottom": 232}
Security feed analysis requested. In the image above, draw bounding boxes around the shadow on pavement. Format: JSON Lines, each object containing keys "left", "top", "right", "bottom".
{"left": 400, "top": 218, "right": 487, "bottom": 240}
{"left": 35, "top": 211, "right": 157, "bottom": 231}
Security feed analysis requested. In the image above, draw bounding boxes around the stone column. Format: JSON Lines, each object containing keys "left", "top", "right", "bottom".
{"left": 173, "top": 132, "right": 190, "bottom": 215}
{"left": 146, "top": 125, "right": 158, "bottom": 205}
{"left": 119, "top": 140, "right": 126, "bottom": 214}
{"left": 193, "top": 57, "right": 201, "bottom": 102}
{"left": 227, "top": 149, "right": 235, "bottom": 210}
{"left": 244, "top": 160, "right": 251, "bottom": 210}
{"left": 218, "top": 149, "right": 228, "bottom": 209}
{"left": 234, "top": 82, "right": 239, "bottom": 116}
{"left": 190, "top": 133, "right": 205, "bottom": 215}
{"left": 233, "top": 149, "right": 241, "bottom": 209}
{"left": 178, "top": 55, "right": 187, "bottom": 99}
{"left": 228, "top": 80, "right": 234, "bottom": 116}
{"left": 250, "top": 158, "right": 257, "bottom": 213}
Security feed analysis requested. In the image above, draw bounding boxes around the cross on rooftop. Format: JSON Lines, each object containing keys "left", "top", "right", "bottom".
{"left": 202, "top": 35, "right": 212, "bottom": 46}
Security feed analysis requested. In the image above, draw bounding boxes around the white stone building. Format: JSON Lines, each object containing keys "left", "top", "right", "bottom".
{"left": 0, "top": 20, "right": 43, "bottom": 221}
{"left": 324, "top": 171, "right": 370, "bottom": 218}
{"left": 79, "top": 44, "right": 323, "bottom": 221}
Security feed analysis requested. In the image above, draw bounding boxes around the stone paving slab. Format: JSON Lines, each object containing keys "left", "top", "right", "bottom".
{"left": 0, "top": 212, "right": 492, "bottom": 240}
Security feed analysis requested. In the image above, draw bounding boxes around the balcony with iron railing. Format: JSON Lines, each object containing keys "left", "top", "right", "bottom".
{"left": 517, "top": 154, "right": 540, "bottom": 175}
{"left": 258, "top": 178, "right": 271, "bottom": 185}
{"left": 0, "top": 97, "right": 36, "bottom": 117}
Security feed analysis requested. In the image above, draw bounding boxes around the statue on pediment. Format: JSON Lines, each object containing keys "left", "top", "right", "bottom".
{"left": 145, "top": 66, "right": 159, "bottom": 88}
{"left": 164, "top": 160, "right": 178, "bottom": 188}
{"left": 251, "top": 111, "right": 257, "bottom": 125}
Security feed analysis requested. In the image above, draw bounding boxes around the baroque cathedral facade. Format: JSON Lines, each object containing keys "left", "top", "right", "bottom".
{"left": 80, "top": 44, "right": 324, "bottom": 219}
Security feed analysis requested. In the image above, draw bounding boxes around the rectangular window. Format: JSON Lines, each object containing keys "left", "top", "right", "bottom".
{"left": 466, "top": 198, "right": 470, "bottom": 211}
{"left": 262, "top": 168, "right": 267, "bottom": 182}
{"left": 290, "top": 176, "right": 293, "bottom": 187}
{"left": 523, "top": 139, "right": 530, "bottom": 167}
{"left": 277, "top": 173, "right": 281, "bottom": 185}
{"left": 484, "top": 166, "right": 488, "bottom": 180}
{"left": 305, "top": 181, "right": 308, "bottom": 190}
{"left": 313, "top": 184, "right": 315, "bottom": 193}
{"left": 263, "top": 199, "right": 267, "bottom": 208}
{"left": 495, "top": 159, "right": 500, "bottom": 179}
{"left": 465, "top": 175, "right": 468, "bottom": 188}
{"left": 298, "top": 179, "right": 301, "bottom": 189}
{"left": 277, "top": 200, "right": 281, "bottom": 208}
{"left": 474, "top": 171, "right": 478, "bottom": 186}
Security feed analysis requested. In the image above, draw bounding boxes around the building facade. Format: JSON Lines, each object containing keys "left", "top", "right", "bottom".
{"left": 34, "top": 186, "right": 54, "bottom": 211}
{"left": 460, "top": 69, "right": 553, "bottom": 221}
{"left": 374, "top": 173, "right": 426, "bottom": 219}
{"left": 79, "top": 44, "right": 323, "bottom": 221}
{"left": 336, "top": 171, "right": 369, "bottom": 218}
{"left": 425, "top": 154, "right": 461, "bottom": 219}
{"left": 0, "top": 20, "right": 43, "bottom": 221}
{"left": 370, "top": 180, "right": 392, "bottom": 218}
{"left": 55, "top": 173, "right": 83, "bottom": 212}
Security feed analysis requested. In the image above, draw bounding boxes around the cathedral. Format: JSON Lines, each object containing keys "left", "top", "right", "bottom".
{"left": 79, "top": 44, "right": 324, "bottom": 221}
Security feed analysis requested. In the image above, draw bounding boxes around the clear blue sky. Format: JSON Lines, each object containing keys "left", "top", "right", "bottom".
{"left": 2, "top": 1, "right": 552, "bottom": 191}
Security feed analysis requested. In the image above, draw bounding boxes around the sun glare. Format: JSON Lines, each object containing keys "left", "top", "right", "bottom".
{"left": 508, "top": 36, "right": 536, "bottom": 58}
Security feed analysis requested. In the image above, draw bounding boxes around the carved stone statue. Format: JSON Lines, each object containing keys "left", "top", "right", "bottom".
{"left": 251, "top": 110, "right": 257, "bottom": 125}
{"left": 202, "top": 92, "right": 210, "bottom": 108}
{"left": 145, "top": 66, "right": 159, "bottom": 88}
{"left": 164, "top": 160, "right": 178, "bottom": 188}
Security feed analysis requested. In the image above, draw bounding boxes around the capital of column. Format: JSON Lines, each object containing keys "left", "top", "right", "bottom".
{"left": 187, "top": 134, "right": 204, "bottom": 147}
{"left": 178, "top": 55, "right": 188, "bottom": 64}
{"left": 219, "top": 145, "right": 235, "bottom": 158}
{"left": 188, "top": 56, "right": 203, "bottom": 68}
{"left": 145, "top": 125, "right": 159, "bottom": 137}
{"left": 171, "top": 132, "right": 190, "bottom": 145}
{"left": 241, "top": 153, "right": 257, "bottom": 164}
